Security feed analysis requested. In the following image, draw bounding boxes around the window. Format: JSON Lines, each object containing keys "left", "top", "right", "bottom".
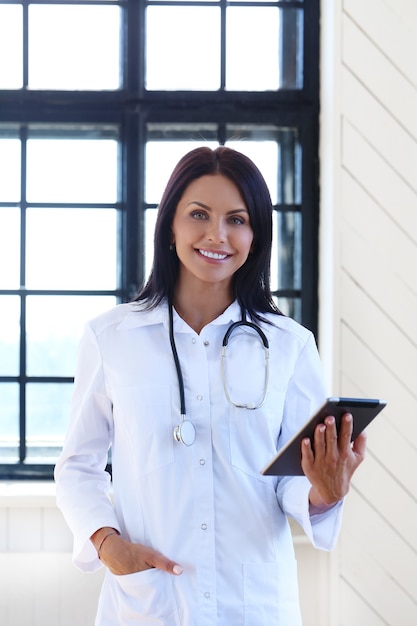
{"left": 0, "top": 0, "right": 320, "bottom": 479}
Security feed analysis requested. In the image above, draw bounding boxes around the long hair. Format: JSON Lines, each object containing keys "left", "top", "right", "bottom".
{"left": 134, "top": 146, "right": 282, "bottom": 322}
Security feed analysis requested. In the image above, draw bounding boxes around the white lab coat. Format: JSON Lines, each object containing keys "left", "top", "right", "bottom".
{"left": 55, "top": 300, "right": 343, "bottom": 626}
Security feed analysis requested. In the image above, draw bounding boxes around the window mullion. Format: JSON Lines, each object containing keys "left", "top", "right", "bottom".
{"left": 19, "top": 126, "right": 28, "bottom": 464}
{"left": 220, "top": 0, "right": 227, "bottom": 90}
{"left": 22, "top": 3, "right": 29, "bottom": 88}
{"left": 126, "top": 0, "right": 142, "bottom": 95}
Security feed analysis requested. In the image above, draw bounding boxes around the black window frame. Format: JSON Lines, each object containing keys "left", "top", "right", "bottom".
{"left": 0, "top": 0, "right": 320, "bottom": 480}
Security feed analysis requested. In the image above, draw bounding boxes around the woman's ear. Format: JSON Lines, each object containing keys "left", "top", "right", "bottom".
{"left": 169, "top": 232, "right": 176, "bottom": 251}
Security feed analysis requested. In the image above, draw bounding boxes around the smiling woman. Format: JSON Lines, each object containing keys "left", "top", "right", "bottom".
{"left": 55, "top": 145, "right": 365, "bottom": 626}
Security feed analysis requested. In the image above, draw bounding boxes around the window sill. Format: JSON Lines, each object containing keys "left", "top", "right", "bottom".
{"left": 0, "top": 480, "right": 57, "bottom": 508}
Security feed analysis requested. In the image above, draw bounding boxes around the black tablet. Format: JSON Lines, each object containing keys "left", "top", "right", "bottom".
{"left": 261, "top": 397, "right": 387, "bottom": 477}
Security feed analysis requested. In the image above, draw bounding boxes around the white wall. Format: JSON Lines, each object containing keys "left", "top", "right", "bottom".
{"left": 320, "top": 0, "right": 417, "bottom": 624}
{"left": 0, "top": 483, "right": 104, "bottom": 626}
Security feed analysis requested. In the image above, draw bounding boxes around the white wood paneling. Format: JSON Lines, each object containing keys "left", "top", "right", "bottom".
{"left": 344, "top": 489, "right": 417, "bottom": 603}
{"left": 341, "top": 117, "right": 417, "bottom": 242}
{"left": 342, "top": 69, "right": 417, "bottom": 193}
{"left": 0, "top": 484, "right": 105, "bottom": 626}
{"left": 342, "top": 16, "right": 417, "bottom": 141}
{"left": 340, "top": 328, "right": 417, "bottom": 440}
{"left": 322, "top": 0, "right": 417, "bottom": 623}
{"left": 344, "top": 0, "right": 417, "bottom": 87}
{"left": 0, "top": 553, "right": 104, "bottom": 626}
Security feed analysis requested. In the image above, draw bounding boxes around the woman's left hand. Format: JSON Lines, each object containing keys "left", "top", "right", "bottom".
{"left": 301, "top": 412, "right": 367, "bottom": 514}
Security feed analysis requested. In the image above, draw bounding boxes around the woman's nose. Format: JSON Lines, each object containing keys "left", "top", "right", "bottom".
{"left": 206, "top": 218, "right": 225, "bottom": 242}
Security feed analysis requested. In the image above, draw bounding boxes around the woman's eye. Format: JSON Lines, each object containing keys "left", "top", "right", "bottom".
{"left": 229, "top": 216, "right": 245, "bottom": 225}
{"left": 191, "top": 210, "right": 207, "bottom": 220}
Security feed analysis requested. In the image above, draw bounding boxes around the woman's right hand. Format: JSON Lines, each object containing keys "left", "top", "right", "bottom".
{"left": 91, "top": 527, "right": 183, "bottom": 576}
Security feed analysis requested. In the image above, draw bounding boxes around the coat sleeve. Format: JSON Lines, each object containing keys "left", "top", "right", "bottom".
{"left": 276, "top": 332, "right": 344, "bottom": 551}
{"left": 54, "top": 322, "right": 121, "bottom": 571}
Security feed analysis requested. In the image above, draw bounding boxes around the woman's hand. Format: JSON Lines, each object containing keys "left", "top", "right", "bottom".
{"left": 301, "top": 412, "right": 367, "bottom": 514}
{"left": 91, "top": 528, "right": 183, "bottom": 576}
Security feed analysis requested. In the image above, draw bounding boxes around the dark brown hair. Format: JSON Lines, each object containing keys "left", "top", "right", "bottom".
{"left": 134, "top": 146, "right": 281, "bottom": 322}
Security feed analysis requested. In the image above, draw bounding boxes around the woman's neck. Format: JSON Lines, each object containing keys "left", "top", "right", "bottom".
{"left": 173, "top": 282, "right": 234, "bottom": 334}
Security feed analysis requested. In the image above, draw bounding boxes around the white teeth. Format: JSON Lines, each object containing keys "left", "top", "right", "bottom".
{"left": 199, "top": 249, "right": 228, "bottom": 260}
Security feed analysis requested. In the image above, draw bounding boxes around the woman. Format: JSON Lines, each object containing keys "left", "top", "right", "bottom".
{"left": 55, "top": 146, "right": 366, "bottom": 625}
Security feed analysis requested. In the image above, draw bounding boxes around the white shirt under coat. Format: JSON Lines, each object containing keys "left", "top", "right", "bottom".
{"left": 55, "top": 300, "right": 343, "bottom": 626}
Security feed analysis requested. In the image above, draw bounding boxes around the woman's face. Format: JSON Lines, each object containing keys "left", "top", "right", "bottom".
{"left": 171, "top": 174, "right": 254, "bottom": 291}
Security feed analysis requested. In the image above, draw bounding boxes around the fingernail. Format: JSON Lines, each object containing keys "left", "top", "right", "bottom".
{"left": 173, "top": 565, "right": 183, "bottom": 575}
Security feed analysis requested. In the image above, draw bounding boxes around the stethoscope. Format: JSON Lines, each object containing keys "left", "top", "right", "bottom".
{"left": 169, "top": 305, "right": 270, "bottom": 446}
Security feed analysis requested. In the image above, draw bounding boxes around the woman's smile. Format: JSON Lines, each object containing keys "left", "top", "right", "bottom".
{"left": 197, "top": 248, "right": 230, "bottom": 261}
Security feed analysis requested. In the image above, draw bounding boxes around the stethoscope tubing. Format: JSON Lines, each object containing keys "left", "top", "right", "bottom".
{"left": 169, "top": 305, "right": 270, "bottom": 445}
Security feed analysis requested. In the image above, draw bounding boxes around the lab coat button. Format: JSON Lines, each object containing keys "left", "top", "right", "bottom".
{"left": 196, "top": 394, "right": 203, "bottom": 401}
{"left": 203, "top": 340, "right": 209, "bottom": 346}
{"left": 192, "top": 338, "right": 197, "bottom": 344}
{"left": 201, "top": 523, "right": 207, "bottom": 530}
{"left": 199, "top": 459, "right": 206, "bottom": 465}
{"left": 204, "top": 592, "right": 211, "bottom": 599}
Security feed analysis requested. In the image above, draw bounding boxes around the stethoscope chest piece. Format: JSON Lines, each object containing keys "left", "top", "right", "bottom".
{"left": 173, "top": 419, "right": 196, "bottom": 446}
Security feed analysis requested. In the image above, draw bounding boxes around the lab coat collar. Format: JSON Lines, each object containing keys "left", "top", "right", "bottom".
{"left": 116, "top": 301, "right": 167, "bottom": 331}
{"left": 116, "top": 299, "right": 242, "bottom": 332}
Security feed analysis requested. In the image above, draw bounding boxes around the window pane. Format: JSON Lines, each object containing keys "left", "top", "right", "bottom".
{"left": 279, "top": 8, "right": 304, "bottom": 89}
{"left": 150, "top": 0, "right": 217, "bottom": 2}
{"left": 145, "top": 139, "right": 217, "bottom": 204}
{"left": 0, "top": 209, "right": 20, "bottom": 289}
{"left": 28, "top": 5, "right": 121, "bottom": 90}
{"left": 0, "top": 297, "right": 20, "bottom": 377}
{"left": 226, "top": 126, "right": 301, "bottom": 205}
{"left": 228, "top": 127, "right": 301, "bottom": 206}
{"left": 271, "top": 211, "right": 301, "bottom": 292}
{"left": 226, "top": 136, "right": 279, "bottom": 204}
{"left": 26, "top": 208, "right": 118, "bottom": 290}
{"left": 278, "top": 129, "right": 302, "bottom": 204}
{"left": 226, "top": 7, "right": 279, "bottom": 91}
{"left": 0, "top": 384, "right": 19, "bottom": 462}
{"left": 0, "top": 5, "right": 23, "bottom": 89}
{"left": 0, "top": 137, "right": 21, "bottom": 202}
{"left": 26, "top": 295, "right": 117, "bottom": 377}
{"left": 238, "top": 0, "right": 303, "bottom": 2}
{"left": 276, "top": 297, "right": 301, "bottom": 322}
{"left": 26, "top": 136, "right": 118, "bottom": 204}
{"left": 26, "top": 383, "right": 74, "bottom": 463}
{"left": 146, "top": 7, "right": 220, "bottom": 90}
{"left": 145, "top": 207, "right": 158, "bottom": 281}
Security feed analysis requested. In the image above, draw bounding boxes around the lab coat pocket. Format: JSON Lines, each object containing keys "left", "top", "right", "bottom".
{"left": 113, "top": 568, "right": 181, "bottom": 624}
{"left": 229, "top": 390, "right": 285, "bottom": 481}
{"left": 111, "top": 384, "right": 175, "bottom": 476}
{"left": 243, "top": 560, "right": 301, "bottom": 626}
